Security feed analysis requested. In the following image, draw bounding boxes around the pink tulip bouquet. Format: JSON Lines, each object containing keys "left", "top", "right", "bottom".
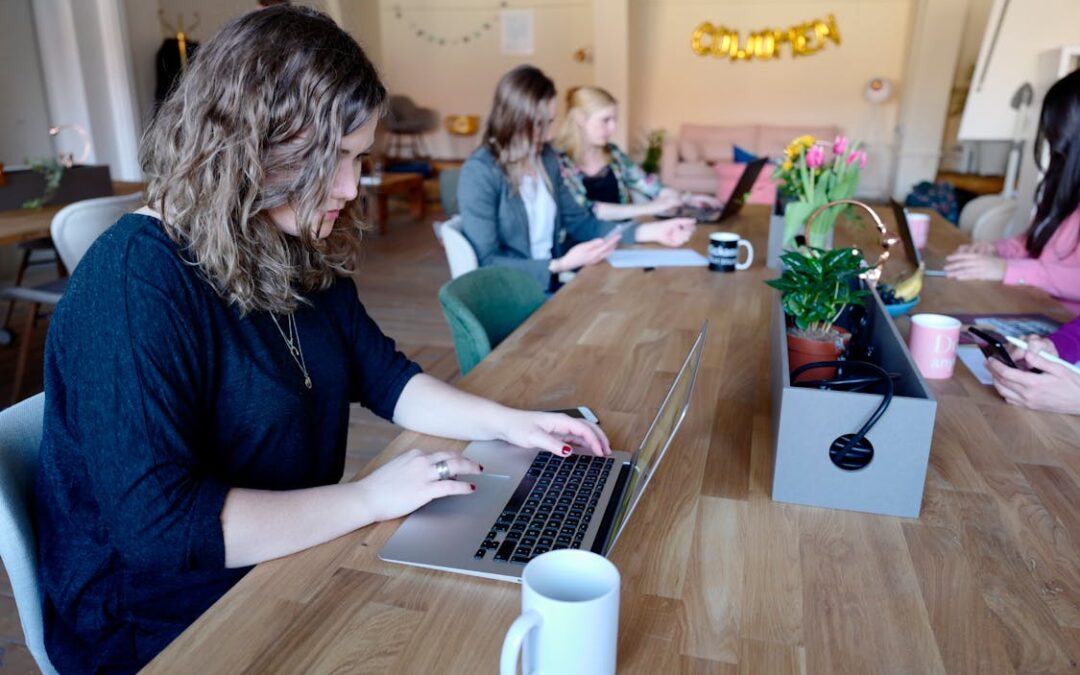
{"left": 773, "top": 135, "right": 867, "bottom": 248}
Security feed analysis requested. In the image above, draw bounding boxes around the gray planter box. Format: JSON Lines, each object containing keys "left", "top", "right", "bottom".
{"left": 768, "top": 289, "right": 937, "bottom": 518}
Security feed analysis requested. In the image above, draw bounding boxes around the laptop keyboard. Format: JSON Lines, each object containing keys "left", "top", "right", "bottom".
{"left": 474, "top": 453, "right": 614, "bottom": 565}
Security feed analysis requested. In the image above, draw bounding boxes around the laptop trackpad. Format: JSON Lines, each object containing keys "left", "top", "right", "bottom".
{"left": 420, "top": 474, "right": 511, "bottom": 515}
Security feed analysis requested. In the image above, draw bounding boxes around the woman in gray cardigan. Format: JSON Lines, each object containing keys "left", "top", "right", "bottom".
{"left": 458, "top": 65, "right": 694, "bottom": 290}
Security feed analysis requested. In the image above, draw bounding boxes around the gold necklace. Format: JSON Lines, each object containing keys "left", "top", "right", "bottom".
{"left": 270, "top": 312, "right": 312, "bottom": 389}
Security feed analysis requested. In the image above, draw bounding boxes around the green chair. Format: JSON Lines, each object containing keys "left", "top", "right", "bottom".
{"left": 438, "top": 267, "right": 546, "bottom": 376}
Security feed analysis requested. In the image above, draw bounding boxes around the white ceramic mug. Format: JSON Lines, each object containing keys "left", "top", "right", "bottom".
{"left": 500, "top": 550, "right": 620, "bottom": 675}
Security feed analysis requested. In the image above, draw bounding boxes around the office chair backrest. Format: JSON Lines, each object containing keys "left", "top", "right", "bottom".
{"left": 438, "top": 267, "right": 546, "bottom": 376}
{"left": 51, "top": 192, "right": 144, "bottom": 273}
{"left": 437, "top": 216, "right": 479, "bottom": 280}
{"left": 0, "top": 393, "right": 59, "bottom": 675}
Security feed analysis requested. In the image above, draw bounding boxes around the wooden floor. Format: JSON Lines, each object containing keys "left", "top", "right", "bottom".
{"left": 0, "top": 201, "right": 458, "bottom": 672}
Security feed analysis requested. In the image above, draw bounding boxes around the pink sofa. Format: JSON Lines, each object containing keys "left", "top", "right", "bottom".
{"left": 661, "top": 124, "right": 840, "bottom": 202}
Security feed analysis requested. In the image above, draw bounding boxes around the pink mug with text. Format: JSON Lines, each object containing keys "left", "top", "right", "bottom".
{"left": 907, "top": 212, "right": 930, "bottom": 249}
{"left": 908, "top": 313, "right": 961, "bottom": 379}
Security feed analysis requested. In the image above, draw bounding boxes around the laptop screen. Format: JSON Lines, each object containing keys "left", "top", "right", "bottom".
{"left": 605, "top": 324, "right": 707, "bottom": 552}
{"left": 889, "top": 200, "right": 924, "bottom": 269}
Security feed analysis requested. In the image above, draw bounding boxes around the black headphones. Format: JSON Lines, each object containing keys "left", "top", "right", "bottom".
{"left": 790, "top": 360, "right": 895, "bottom": 471}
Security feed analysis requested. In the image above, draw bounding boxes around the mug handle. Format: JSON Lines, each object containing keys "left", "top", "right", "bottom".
{"left": 500, "top": 610, "right": 542, "bottom": 675}
{"left": 736, "top": 239, "right": 755, "bottom": 270}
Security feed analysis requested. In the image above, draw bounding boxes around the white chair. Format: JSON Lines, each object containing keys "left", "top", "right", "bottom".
{"left": 2, "top": 192, "right": 143, "bottom": 404}
{"left": 433, "top": 215, "right": 479, "bottom": 279}
{"left": 963, "top": 192, "right": 1010, "bottom": 236}
{"left": 0, "top": 393, "right": 59, "bottom": 675}
{"left": 970, "top": 200, "right": 1018, "bottom": 243}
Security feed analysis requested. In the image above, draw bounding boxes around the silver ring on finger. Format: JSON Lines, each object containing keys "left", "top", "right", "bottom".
{"left": 434, "top": 459, "right": 452, "bottom": 481}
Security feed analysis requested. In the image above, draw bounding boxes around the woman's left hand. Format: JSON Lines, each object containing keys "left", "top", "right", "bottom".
{"left": 683, "top": 193, "right": 722, "bottom": 208}
{"left": 987, "top": 353, "right": 1080, "bottom": 415}
{"left": 635, "top": 218, "right": 695, "bottom": 247}
{"left": 498, "top": 410, "right": 612, "bottom": 457}
{"left": 943, "top": 252, "right": 1007, "bottom": 281}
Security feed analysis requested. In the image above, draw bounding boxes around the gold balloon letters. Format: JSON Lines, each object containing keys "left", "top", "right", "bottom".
{"left": 691, "top": 14, "right": 841, "bottom": 61}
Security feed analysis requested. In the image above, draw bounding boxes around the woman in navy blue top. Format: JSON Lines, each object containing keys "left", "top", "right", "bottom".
{"left": 33, "top": 7, "right": 609, "bottom": 673}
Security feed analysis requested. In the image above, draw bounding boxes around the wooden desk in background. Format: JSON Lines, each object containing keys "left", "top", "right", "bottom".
{"left": 362, "top": 172, "right": 426, "bottom": 236}
{"left": 148, "top": 206, "right": 1080, "bottom": 674}
{"left": 0, "top": 182, "right": 144, "bottom": 247}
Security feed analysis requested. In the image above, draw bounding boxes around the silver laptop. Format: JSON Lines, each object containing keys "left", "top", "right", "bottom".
{"left": 379, "top": 323, "right": 707, "bottom": 582}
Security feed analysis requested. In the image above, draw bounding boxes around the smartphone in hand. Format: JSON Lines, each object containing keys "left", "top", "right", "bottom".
{"left": 968, "top": 327, "right": 1019, "bottom": 369}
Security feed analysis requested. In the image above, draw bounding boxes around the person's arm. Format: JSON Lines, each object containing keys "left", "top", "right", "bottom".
{"left": 221, "top": 450, "right": 479, "bottom": 567}
{"left": 593, "top": 199, "right": 677, "bottom": 221}
{"left": 999, "top": 256, "right": 1080, "bottom": 300}
{"left": 994, "top": 230, "right": 1030, "bottom": 258}
{"left": 1049, "top": 318, "right": 1080, "bottom": 363}
{"left": 392, "top": 373, "right": 610, "bottom": 455}
{"left": 458, "top": 155, "right": 552, "bottom": 288}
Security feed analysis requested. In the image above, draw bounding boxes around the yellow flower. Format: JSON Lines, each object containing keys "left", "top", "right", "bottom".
{"left": 797, "top": 135, "right": 816, "bottom": 148}
{"left": 782, "top": 159, "right": 793, "bottom": 172}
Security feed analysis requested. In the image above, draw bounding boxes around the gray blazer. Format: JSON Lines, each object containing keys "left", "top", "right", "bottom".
{"left": 457, "top": 144, "right": 635, "bottom": 289}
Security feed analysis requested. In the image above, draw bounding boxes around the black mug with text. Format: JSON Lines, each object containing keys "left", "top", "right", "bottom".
{"left": 708, "top": 232, "right": 754, "bottom": 272}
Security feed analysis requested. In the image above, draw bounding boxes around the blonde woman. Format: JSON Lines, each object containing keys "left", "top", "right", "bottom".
{"left": 458, "top": 66, "right": 694, "bottom": 290}
{"left": 34, "top": 8, "right": 608, "bottom": 671}
{"left": 553, "top": 86, "right": 720, "bottom": 221}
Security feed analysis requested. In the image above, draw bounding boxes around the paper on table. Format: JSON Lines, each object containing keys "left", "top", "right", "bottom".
{"left": 607, "top": 249, "right": 709, "bottom": 268}
{"left": 957, "top": 345, "right": 993, "bottom": 384}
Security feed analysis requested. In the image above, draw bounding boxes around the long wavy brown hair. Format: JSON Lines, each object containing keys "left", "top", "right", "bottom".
{"left": 483, "top": 65, "right": 557, "bottom": 191}
{"left": 140, "top": 5, "right": 385, "bottom": 314}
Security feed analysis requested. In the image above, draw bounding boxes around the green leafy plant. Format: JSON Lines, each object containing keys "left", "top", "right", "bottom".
{"left": 641, "top": 129, "right": 664, "bottom": 175}
{"left": 22, "top": 157, "right": 64, "bottom": 209}
{"left": 766, "top": 246, "right": 869, "bottom": 338}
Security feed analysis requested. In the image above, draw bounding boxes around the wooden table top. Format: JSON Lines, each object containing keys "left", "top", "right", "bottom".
{"left": 148, "top": 205, "right": 1080, "bottom": 674}
{"left": 0, "top": 182, "right": 144, "bottom": 247}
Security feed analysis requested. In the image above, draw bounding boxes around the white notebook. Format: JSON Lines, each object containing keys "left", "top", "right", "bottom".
{"left": 607, "top": 249, "right": 710, "bottom": 268}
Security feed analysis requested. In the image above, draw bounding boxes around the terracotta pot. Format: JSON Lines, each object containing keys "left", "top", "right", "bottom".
{"left": 787, "top": 327, "right": 850, "bottom": 381}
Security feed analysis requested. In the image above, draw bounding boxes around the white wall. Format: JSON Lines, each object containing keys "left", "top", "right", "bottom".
{"left": 0, "top": 0, "right": 54, "bottom": 164}
{"left": 959, "top": 0, "right": 1080, "bottom": 141}
{"left": 628, "top": 1, "right": 912, "bottom": 196}
{"left": 376, "top": 0, "right": 596, "bottom": 159}
{"left": 892, "top": 0, "right": 968, "bottom": 200}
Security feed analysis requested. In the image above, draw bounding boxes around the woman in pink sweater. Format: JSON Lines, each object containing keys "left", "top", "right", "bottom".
{"left": 945, "top": 69, "right": 1080, "bottom": 316}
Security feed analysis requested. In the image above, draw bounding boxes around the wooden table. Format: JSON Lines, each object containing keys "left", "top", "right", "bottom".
{"left": 0, "top": 181, "right": 143, "bottom": 247}
{"left": 362, "top": 172, "right": 426, "bottom": 236}
{"left": 148, "top": 206, "right": 1080, "bottom": 674}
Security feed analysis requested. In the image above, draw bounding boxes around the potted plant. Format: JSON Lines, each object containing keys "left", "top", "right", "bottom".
{"left": 773, "top": 135, "right": 867, "bottom": 248}
{"left": 640, "top": 129, "right": 664, "bottom": 176}
{"left": 766, "top": 246, "right": 869, "bottom": 378}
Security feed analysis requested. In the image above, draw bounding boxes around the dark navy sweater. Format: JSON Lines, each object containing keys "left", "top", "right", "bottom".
{"left": 34, "top": 215, "right": 420, "bottom": 673}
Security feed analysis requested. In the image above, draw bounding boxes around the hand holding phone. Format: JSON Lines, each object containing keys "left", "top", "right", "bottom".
{"left": 968, "top": 327, "right": 1019, "bottom": 369}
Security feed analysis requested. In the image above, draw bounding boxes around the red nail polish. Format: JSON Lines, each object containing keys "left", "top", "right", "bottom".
{"left": 562, "top": 446, "right": 572, "bottom": 455}
{"left": 470, "top": 483, "right": 476, "bottom": 491}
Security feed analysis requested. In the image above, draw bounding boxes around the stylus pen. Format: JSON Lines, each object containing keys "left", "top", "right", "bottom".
{"left": 1005, "top": 335, "right": 1080, "bottom": 376}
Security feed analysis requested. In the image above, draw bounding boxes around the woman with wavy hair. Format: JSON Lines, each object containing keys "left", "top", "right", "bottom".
{"left": 458, "top": 66, "right": 694, "bottom": 290}
{"left": 945, "top": 69, "right": 1080, "bottom": 314}
{"left": 34, "top": 7, "right": 608, "bottom": 672}
{"left": 553, "top": 85, "right": 719, "bottom": 221}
